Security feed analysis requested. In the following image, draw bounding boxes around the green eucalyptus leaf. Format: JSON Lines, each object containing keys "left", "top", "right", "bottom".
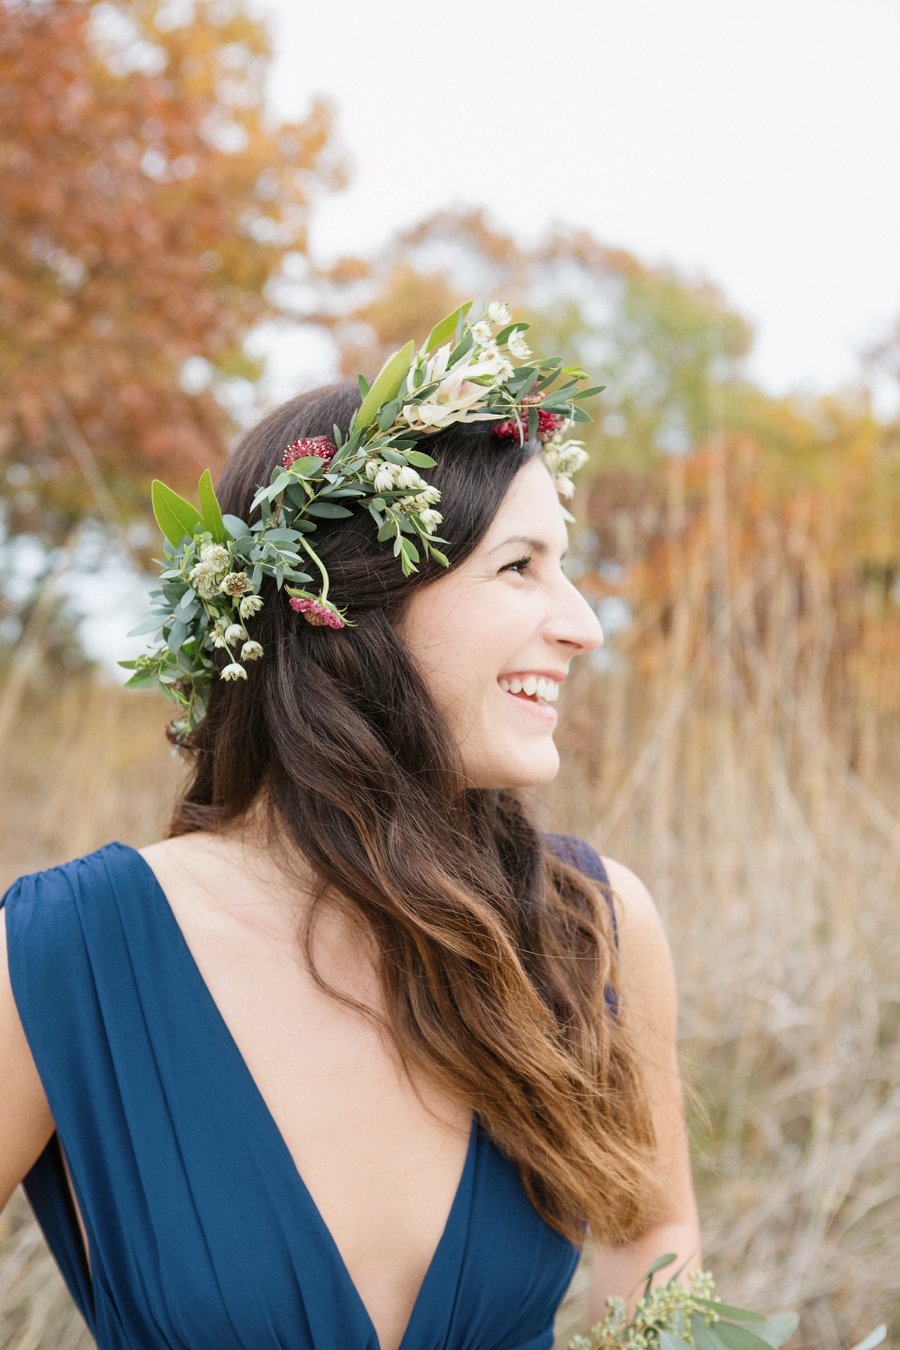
{"left": 151, "top": 480, "right": 202, "bottom": 548}
{"left": 222, "top": 514, "right": 249, "bottom": 538}
{"left": 122, "top": 668, "right": 162, "bottom": 689}
{"left": 571, "top": 384, "right": 607, "bottom": 400}
{"left": 357, "top": 375, "right": 369, "bottom": 400}
{"left": 377, "top": 397, "right": 401, "bottom": 432}
{"left": 251, "top": 562, "right": 263, "bottom": 591}
{"left": 711, "top": 1324, "right": 786, "bottom": 1349}
{"left": 742, "top": 1314, "right": 801, "bottom": 1346}
{"left": 690, "top": 1316, "right": 730, "bottom": 1350}
{"left": 404, "top": 450, "right": 437, "bottom": 468}
{"left": 126, "top": 615, "right": 168, "bottom": 638}
{"left": 304, "top": 501, "right": 354, "bottom": 519}
{"left": 428, "top": 547, "right": 450, "bottom": 567}
{"left": 377, "top": 520, "right": 397, "bottom": 542}
{"left": 288, "top": 455, "right": 324, "bottom": 478}
{"left": 527, "top": 405, "right": 539, "bottom": 441}
{"left": 423, "top": 301, "right": 474, "bottom": 353}
{"left": 447, "top": 330, "right": 474, "bottom": 365}
{"left": 379, "top": 447, "right": 408, "bottom": 467}
{"left": 642, "top": 1253, "right": 679, "bottom": 1278}
{"left": 399, "top": 537, "right": 419, "bottom": 562}
{"left": 693, "top": 1299, "right": 766, "bottom": 1322}
{"left": 354, "top": 340, "right": 415, "bottom": 430}
{"left": 261, "top": 528, "right": 303, "bottom": 544}
{"left": 197, "top": 468, "right": 226, "bottom": 543}
{"left": 658, "top": 1333, "right": 693, "bottom": 1350}
{"left": 166, "top": 620, "right": 188, "bottom": 654}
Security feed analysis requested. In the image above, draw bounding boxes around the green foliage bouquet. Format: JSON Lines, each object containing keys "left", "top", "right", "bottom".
{"left": 567, "top": 1253, "right": 887, "bottom": 1350}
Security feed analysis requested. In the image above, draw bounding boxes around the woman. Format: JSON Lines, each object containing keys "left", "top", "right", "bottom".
{"left": 1, "top": 306, "right": 701, "bottom": 1349}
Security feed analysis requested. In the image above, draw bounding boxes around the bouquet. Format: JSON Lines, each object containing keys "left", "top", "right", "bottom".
{"left": 567, "top": 1253, "right": 887, "bottom": 1350}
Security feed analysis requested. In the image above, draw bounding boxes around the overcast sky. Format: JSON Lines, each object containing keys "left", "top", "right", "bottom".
{"left": 261, "top": 0, "right": 900, "bottom": 417}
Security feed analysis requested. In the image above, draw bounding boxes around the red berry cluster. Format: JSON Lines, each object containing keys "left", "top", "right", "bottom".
{"left": 492, "top": 408, "right": 566, "bottom": 444}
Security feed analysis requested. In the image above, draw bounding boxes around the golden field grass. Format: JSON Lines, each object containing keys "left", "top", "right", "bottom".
{"left": 0, "top": 601, "right": 897, "bottom": 1349}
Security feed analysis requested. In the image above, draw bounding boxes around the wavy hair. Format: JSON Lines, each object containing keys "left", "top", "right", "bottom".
{"left": 168, "top": 378, "right": 669, "bottom": 1245}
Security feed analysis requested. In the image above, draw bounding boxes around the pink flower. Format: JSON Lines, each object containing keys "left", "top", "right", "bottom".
{"left": 288, "top": 596, "right": 345, "bottom": 629}
{"left": 282, "top": 436, "right": 337, "bottom": 469}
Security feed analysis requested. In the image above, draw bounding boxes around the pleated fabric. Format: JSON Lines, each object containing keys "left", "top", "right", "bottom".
{"left": 3, "top": 833, "right": 616, "bottom": 1349}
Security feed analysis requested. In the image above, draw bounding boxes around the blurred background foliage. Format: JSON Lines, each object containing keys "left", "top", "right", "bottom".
{"left": 0, "top": 1, "right": 898, "bottom": 1348}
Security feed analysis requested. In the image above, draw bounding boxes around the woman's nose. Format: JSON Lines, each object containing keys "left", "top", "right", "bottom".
{"left": 546, "top": 580, "right": 605, "bottom": 655}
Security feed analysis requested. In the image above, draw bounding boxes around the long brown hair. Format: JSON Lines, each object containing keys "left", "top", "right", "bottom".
{"left": 169, "top": 378, "right": 669, "bottom": 1244}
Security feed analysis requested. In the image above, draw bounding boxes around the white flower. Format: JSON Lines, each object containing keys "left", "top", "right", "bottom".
{"left": 364, "top": 459, "right": 380, "bottom": 482}
{"left": 225, "top": 623, "right": 247, "bottom": 644}
{"left": 396, "top": 465, "right": 425, "bottom": 490}
{"left": 554, "top": 474, "right": 576, "bottom": 498}
{"left": 506, "top": 328, "right": 531, "bottom": 360}
{"left": 188, "top": 562, "right": 220, "bottom": 599}
{"left": 471, "top": 320, "right": 494, "bottom": 346}
{"left": 557, "top": 442, "right": 589, "bottom": 475}
{"left": 212, "top": 624, "right": 228, "bottom": 649}
{"left": 221, "top": 662, "right": 247, "bottom": 681}
{"left": 374, "top": 465, "right": 395, "bottom": 493}
{"left": 240, "top": 640, "right": 264, "bottom": 661}
{"left": 419, "top": 508, "right": 442, "bottom": 531}
{"left": 487, "top": 300, "right": 511, "bottom": 327}
{"left": 199, "top": 544, "right": 230, "bottom": 571}
{"left": 220, "top": 571, "right": 253, "bottom": 596}
{"left": 425, "top": 343, "right": 453, "bottom": 382}
{"left": 239, "top": 594, "right": 264, "bottom": 619}
{"left": 411, "top": 485, "right": 441, "bottom": 507}
{"left": 473, "top": 344, "right": 514, "bottom": 381}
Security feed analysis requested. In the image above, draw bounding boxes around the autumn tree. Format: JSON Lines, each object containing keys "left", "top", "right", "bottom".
{"left": 0, "top": 0, "right": 346, "bottom": 543}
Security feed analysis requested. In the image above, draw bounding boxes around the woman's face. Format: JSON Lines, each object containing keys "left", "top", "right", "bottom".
{"left": 397, "top": 455, "right": 605, "bottom": 789}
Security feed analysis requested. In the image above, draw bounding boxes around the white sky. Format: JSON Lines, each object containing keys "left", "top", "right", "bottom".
{"left": 262, "top": 0, "right": 900, "bottom": 417}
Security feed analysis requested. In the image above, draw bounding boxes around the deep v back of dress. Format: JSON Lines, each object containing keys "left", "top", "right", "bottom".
{"left": 2, "top": 833, "right": 615, "bottom": 1349}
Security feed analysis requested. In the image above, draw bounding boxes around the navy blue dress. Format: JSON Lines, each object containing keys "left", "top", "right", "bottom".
{"left": 2, "top": 834, "right": 617, "bottom": 1349}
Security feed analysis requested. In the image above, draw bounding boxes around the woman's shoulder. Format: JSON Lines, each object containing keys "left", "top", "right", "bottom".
{"left": 1, "top": 840, "right": 136, "bottom": 912}
{"left": 0, "top": 841, "right": 154, "bottom": 986}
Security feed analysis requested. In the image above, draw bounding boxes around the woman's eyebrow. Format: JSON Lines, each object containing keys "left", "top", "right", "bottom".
{"left": 488, "top": 535, "right": 569, "bottom": 561}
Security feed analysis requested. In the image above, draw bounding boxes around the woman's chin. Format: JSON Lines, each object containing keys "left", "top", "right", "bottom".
{"left": 465, "top": 745, "right": 561, "bottom": 791}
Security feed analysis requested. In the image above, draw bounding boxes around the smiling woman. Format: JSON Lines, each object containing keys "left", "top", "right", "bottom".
{"left": 0, "top": 305, "right": 701, "bottom": 1350}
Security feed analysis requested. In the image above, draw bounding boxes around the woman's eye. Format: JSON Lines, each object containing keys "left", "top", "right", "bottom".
{"left": 502, "top": 555, "right": 532, "bottom": 575}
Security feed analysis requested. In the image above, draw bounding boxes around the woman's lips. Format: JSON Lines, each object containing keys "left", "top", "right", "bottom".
{"left": 497, "top": 684, "right": 558, "bottom": 724}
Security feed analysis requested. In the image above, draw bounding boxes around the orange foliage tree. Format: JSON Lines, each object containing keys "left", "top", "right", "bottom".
{"left": 0, "top": 0, "right": 346, "bottom": 540}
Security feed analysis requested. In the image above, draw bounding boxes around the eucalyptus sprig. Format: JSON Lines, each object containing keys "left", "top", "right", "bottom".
{"left": 567, "top": 1253, "right": 887, "bottom": 1350}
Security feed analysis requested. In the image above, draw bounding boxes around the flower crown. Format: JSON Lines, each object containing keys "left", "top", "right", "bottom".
{"left": 120, "top": 300, "right": 605, "bottom": 745}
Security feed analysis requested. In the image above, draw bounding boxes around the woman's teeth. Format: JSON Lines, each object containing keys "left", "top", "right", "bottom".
{"left": 497, "top": 674, "right": 559, "bottom": 705}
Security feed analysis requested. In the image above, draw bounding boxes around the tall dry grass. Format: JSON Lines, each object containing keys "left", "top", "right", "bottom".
{"left": 0, "top": 542, "right": 897, "bottom": 1348}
